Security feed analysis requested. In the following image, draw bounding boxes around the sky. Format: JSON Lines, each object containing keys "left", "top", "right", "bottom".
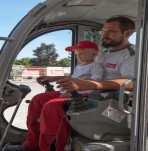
{"left": 0, "top": 0, "right": 136, "bottom": 59}
{"left": 0, "top": 1, "right": 45, "bottom": 37}
{"left": 0, "top": 0, "right": 72, "bottom": 59}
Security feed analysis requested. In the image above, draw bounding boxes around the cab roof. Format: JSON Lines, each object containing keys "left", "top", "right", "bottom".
{"left": 42, "top": 0, "right": 138, "bottom": 25}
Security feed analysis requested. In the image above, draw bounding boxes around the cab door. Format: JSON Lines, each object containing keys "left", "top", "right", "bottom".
{"left": 131, "top": 0, "right": 148, "bottom": 150}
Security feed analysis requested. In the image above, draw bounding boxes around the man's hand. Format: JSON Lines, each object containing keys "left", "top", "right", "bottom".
{"left": 56, "top": 77, "right": 81, "bottom": 92}
{"left": 56, "top": 77, "right": 98, "bottom": 93}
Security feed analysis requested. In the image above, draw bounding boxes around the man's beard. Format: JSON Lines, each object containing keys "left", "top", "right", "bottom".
{"left": 102, "top": 37, "right": 124, "bottom": 48}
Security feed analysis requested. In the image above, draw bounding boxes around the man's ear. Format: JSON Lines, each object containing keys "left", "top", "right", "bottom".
{"left": 124, "top": 30, "right": 133, "bottom": 38}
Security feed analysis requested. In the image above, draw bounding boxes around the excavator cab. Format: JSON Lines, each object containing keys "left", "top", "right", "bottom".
{"left": 0, "top": 0, "right": 148, "bottom": 151}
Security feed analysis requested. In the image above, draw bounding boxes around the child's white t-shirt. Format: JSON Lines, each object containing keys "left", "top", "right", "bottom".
{"left": 72, "top": 62, "right": 104, "bottom": 81}
{"left": 61, "top": 62, "right": 104, "bottom": 94}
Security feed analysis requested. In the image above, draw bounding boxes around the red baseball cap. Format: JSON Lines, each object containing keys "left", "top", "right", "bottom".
{"left": 65, "top": 41, "right": 99, "bottom": 52}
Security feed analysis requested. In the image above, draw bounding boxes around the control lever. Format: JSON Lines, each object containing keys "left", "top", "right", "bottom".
{"left": 42, "top": 80, "right": 55, "bottom": 92}
{"left": 69, "top": 91, "right": 90, "bottom": 112}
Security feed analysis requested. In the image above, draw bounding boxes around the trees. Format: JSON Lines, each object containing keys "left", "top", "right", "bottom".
{"left": 56, "top": 58, "right": 71, "bottom": 67}
{"left": 14, "top": 43, "right": 71, "bottom": 67}
{"left": 31, "top": 43, "right": 59, "bottom": 66}
{"left": 84, "top": 28, "right": 105, "bottom": 52}
{"left": 15, "top": 57, "right": 31, "bottom": 66}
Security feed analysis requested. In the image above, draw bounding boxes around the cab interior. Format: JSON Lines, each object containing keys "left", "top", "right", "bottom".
{"left": 1, "top": 0, "right": 148, "bottom": 151}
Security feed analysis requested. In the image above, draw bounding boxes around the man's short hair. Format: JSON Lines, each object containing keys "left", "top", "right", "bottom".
{"left": 105, "top": 16, "right": 135, "bottom": 32}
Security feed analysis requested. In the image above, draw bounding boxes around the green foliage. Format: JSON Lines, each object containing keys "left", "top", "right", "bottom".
{"left": 56, "top": 58, "right": 71, "bottom": 67}
{"left": 31, "top": 43, "right": 59, "bottom": 66}
{"left": 14, "top": 57, "right": 31, "bottom": 66}
{"left": 84, "top": 28, "right": 105, "bottom": 52}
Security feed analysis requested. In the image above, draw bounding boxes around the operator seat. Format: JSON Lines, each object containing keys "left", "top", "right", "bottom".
{"left": 67, "top": 90, "right": 132, "bottom": 141}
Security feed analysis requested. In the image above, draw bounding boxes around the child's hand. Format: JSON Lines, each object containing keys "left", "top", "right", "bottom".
{"left": 36, "top": 76, "right": 49, "bottom": 86}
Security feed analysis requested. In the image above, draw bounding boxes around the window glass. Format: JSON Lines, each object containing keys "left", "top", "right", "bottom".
{"left": 84, "top": 28, "right": 105, "bottom": 52}
{"left": 4, "top": 29, "right": 72, "bottom": 129}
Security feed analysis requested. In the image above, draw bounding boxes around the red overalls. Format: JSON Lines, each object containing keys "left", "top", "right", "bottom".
{"left": 22, "top": 91, "right": 70, "bottom": 151}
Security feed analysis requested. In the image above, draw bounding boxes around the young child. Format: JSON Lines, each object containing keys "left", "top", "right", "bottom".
{"left": 37, "top": 40, "right": 104, "bottom": 96}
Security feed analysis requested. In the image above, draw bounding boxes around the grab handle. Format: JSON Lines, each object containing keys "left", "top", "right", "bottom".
{"left": 0, "top": 37, "right": 15, "bottom": 41}
{"left": 119, "top": 79, "right": 133, "bottom": 114}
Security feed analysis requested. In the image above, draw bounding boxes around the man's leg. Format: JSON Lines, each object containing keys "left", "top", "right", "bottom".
{"left": 39, "top": 98, "right": 71, "bottom": 151}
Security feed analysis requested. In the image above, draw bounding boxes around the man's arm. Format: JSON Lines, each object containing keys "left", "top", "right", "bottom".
{"left": 57, "top": 77, "right": 133, "bottom": 93}
{"left": 97, "top": 78, "right": 133, "bottom": 90}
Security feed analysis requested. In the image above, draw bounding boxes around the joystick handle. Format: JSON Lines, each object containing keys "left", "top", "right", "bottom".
{"left": 42, "top": 81, "right": 55, "bottom": 92}
{"left": 69, "top": 91, "right": 90, "bottom": 112}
